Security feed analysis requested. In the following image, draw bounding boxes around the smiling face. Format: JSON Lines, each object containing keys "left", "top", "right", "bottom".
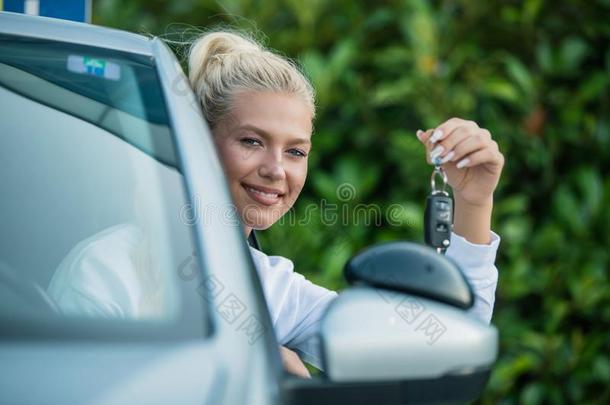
{"left": 212, "top": 91, "right": 313, "bottom": 236}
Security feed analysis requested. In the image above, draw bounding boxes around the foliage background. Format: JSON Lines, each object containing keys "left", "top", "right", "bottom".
{"left": 95, "top": 0, "right": 610, "bottom": 402}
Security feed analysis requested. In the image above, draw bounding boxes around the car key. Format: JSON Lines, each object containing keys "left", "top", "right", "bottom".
{"left": 424, "top": 165, "right": 453, "bottom": 253}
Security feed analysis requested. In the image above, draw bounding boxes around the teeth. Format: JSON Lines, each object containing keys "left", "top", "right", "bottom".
{"left": 247, "top": 186, "right": 279, "bottom": 198}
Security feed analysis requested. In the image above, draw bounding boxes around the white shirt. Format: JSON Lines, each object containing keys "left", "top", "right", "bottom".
{"left": 249, "top": 231, "right": 500, "bottom": 369}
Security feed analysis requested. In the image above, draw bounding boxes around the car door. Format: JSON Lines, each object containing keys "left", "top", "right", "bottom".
{"left": 0, "top": 16, "right": 282, "bottom": 404}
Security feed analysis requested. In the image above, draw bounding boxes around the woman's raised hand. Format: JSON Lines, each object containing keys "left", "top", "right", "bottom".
{"left": 416, "top": 118, "right": 504, "bottom": 207}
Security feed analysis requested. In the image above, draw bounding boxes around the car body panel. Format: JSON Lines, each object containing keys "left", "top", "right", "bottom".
{"left": 0, "top": 11, "right": 282, "bottom": 405}
{"left": 0, "top": 11, "right": 153, "bottom": 56}
{"left": 0, "top": 342, "right": 226, "bottom": 404}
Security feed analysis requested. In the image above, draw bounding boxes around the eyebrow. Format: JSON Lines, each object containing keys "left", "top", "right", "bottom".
{"left": 237, "top": 124, "right": 311, "bottom": 146}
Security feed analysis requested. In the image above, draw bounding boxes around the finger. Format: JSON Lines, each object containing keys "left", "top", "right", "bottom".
{"left": 428, "top": 118, "right": 479, "bottom": 146}
{"left": 443, "top": 128, "right": 491, "bottom": 157}
{"left": 416, "top": 129, "right": 435, "bottom": 163}
{"left": 454, "top": 144, "right": 504, "bottom": 170}
{"left": 416, "top": 128, "right": 434, "bottom": 144}
{"left": 429, "top": 126, "right": 474, "bottom": 165}
{"left": 450, "top": 131, "right": 493, "bottom": 165}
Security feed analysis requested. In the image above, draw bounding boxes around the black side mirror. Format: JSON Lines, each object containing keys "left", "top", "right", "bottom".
{"left": 344, "top": 242, "right": 474, "bottom": 309}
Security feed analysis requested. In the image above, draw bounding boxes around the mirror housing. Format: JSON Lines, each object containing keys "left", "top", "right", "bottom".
{"left": 344, "top": 241, "right": 474, "bottom": 309}
{"left": 310, "top": 242, "right": 497, "bottom": 403}
{"left": 320, "top": 288, "right": 497, "bottom": 382}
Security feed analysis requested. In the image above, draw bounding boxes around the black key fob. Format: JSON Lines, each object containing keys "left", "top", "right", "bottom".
{"left": 424, "top": 192, "right": 453, "bottom": 252}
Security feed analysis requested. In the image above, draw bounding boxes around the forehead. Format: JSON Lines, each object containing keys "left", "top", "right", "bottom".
{"left": 228, "top": 91, "right": 313, "bottom": 140}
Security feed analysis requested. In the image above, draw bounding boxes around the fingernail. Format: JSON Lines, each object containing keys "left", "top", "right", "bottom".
{"left": 430, "top": 145, "right": 444, "bottom": 159}
{"left": 439, "top": 150, "right": 455, "bottom": 164}
{"left": 456, "top": 158, "right": 470, "bottom": 169}
{"left": 430, "top": 129, "right": 444, "bottom": 144}
{"left": 416, "top": 130, "right": 423, "bottom": 141}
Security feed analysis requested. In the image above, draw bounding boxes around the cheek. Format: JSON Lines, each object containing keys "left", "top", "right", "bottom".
{"left": 288, "top": 164, "right": 308, "bottom": 198}
{"left": 215, "top": 140, "right": 249, "bottom": 181}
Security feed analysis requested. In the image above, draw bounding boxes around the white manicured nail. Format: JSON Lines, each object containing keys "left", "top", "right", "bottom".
{"left": 456, "top": 158, "right": 470, "bottom": 169}
{"left": 430, "top": 129, "right": 444, "bottom": 143}
{"left": 430, "top": 145, "right": 444, "bottom": 159}
{"left": 416, "top": 130, "right": 423, "bottom": 141}
{"left": 439, "top": 150, "right": 455, "bottom": 164}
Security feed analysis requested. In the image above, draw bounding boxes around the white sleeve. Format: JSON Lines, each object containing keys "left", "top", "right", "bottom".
{"left": 445, "top": 231, "right": 501, "bottom": 324}
{"left": 249, "top": 247, "right": 337, "bottom": 370}
{"left": 281, "top": 275, "right": 337, "bottom": 370}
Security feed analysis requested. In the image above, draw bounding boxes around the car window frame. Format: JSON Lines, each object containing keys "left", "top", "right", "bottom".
{"left": 0, "top": 33, "right": 211, "bottom": 343}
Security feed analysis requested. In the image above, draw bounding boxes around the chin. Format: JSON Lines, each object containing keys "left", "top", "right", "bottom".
{"left": 249, "top": 222, "right": 273, "bottom": 231}
{"left": 241, "top": 210, "right": 281, "bottom": 231}
{"left": 245, "top": 217, "right": 278, "bottom": 231}
{"left": 237, "top": 198, "right": 292, "bottom": 231}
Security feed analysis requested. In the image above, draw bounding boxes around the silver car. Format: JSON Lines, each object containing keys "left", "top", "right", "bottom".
{"left": 0, "top": 11, "right": 497, "bottom": 405}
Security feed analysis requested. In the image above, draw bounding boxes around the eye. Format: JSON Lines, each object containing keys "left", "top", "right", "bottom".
{"left": 240, "top": 137, "right": 263, "bottom": 147}
{"left": 288, "top": 148, "right": 308, "bottom": 158}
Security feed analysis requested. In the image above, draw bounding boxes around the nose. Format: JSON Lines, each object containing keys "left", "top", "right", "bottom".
{"left": 258, "top": 150, "right": 286, "bottom": 182}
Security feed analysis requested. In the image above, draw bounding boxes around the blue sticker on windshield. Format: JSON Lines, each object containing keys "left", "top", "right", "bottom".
{"left": 67, "top": 55, "right": 121, "bottom": 81}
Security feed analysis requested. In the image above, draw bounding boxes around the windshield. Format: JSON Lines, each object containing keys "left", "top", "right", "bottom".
{"left": 0, "top": 34, "right": 206, "bottom": 339}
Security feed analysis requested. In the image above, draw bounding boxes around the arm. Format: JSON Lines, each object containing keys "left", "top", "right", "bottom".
{"left": 417, "top": 118, "right": 504, "bottom": 322}
{"left": 453, "top": 195, "right": 493, "bottom": 244}
{"left": 417, "top": 118, "right": 504, "bottom": 244}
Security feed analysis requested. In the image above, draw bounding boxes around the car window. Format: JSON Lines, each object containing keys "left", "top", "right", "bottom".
{"left": 0, "top": 34, "right": 207, "bottom": 340}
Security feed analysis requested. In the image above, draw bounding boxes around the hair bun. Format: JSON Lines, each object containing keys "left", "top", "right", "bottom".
{"left": 189, "top": 32, "right": 260, "bottom": 84}
{"left": 188, "top": 30, "right": 315, "bottom": 128}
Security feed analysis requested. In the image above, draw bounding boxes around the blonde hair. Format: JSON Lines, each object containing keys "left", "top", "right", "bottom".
{"left": 187, "top": 31, "right": 315, "bottom": 129}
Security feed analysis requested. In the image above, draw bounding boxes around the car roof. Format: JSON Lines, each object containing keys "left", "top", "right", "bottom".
{"left": 0, "top": 11, "right": 154, "bottom": 56}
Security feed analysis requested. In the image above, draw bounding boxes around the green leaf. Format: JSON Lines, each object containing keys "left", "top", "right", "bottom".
{"left": 576, "top": 72, "right": 608, "bottom": 104}
{"left": 521, "top": 382, "right": 545, "bottom": 405}
{"left": 482, "top": 79, "right": 520, "bottom": 103}
{"left": 501, "top": 217, "right": 531, "bottom": 246}
{"left": 495, "top": 194, "right": 529, "bottom": 216}
{"left": 372, "top": 78, "right": 414, "bottom": 106}
{"left": 576, "top": 167, "right": 603, "bottom": 220}
{"left": 593, "top": 356, "right": 610, "bottom": 382}
{"left": 310, "top": 171, "right": 339, "bottom": 200}
{"left": 536, "top": 40, "right": 553, "bottom": 73}
{"left": 559, "top": 37, "right": 590, "bottom": 73}
{"left": 552, "top": 185, "right": 584, "bottom": 234}
{"left": 504, "top": 55, "right": 535, "bottom": 98}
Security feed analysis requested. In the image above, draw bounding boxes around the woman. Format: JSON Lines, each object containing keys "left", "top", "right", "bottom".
{"left": 187, "top": 31, "right": 504, "bottom": 378}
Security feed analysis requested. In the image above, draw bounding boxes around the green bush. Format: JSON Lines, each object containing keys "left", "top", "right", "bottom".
{"left": 96, "top": 0, "right": 610, "bottom": 402}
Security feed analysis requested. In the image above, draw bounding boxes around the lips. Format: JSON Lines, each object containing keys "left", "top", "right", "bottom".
{"left": 242, "top": 182, "right": 284, "bottom": 206}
